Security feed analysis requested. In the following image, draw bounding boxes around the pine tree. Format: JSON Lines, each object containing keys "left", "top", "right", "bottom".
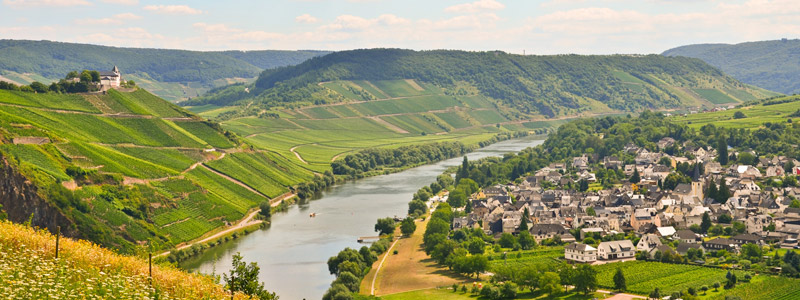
{"left": 717, "top": 179, "right": 731, "bottom": 203}
{"left": 706, "top": 180, "right": 718, "bottom": 201}
{"left": 630, "top": 168, "right": 641, "bottom": 183}
{"left": 718, "top": 134, "right": 729, "bottom": 165}
{"left": 456, "top": 156, "right": 469, "bottom": 184}
{"left": 613, "top": 268, "right": 627, "bottom": 292}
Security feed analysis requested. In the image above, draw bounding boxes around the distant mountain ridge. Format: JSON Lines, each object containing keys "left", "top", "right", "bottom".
{"left": 190, "top": 48, "right": 774, "bottom": 118}
{"left": 663, "top": 39, "right": 800, "bottom": 95}
{"left": 0, "top": 39, "right": 329, "bottom": 101}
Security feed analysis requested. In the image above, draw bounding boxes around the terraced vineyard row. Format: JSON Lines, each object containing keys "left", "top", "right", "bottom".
{"left": 594, "top": 261, "right": 747, "bottom": 295}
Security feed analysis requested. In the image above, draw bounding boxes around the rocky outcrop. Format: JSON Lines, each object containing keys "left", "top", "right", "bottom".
{"left": 0, "top": 156, "right": 79, "bottom": 238}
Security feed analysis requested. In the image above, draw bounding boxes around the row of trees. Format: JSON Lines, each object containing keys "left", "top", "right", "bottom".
{"left": 0, "top": 70, "right": 136, "bottom": 94}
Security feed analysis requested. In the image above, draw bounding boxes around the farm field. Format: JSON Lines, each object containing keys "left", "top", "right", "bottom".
{"left": 672, "top": 95, "right": 800, "bottom": 129}
{"left": 380, "top": 288, "right": 605, "bottom": 300}
{"left": 594, "top": 261, "right": 747, "bottom": 296}
{"left": 692, "top": 88, "right": 739, "bottom": 104}
{"left": 705, "top": 275, "right": 800, "bottom": 300}
{"left": 0, "top": 89, "right": 312, "bottom": 253}
{"left": 218, "top": 79, "right": 557, "bottom": 172}
{"left": 486, "top": 247, "right": 563, "bottom": 272}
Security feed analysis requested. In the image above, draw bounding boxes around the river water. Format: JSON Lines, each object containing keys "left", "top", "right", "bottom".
{"left": 180, "top": 135, "right": 545, "bottom": 300}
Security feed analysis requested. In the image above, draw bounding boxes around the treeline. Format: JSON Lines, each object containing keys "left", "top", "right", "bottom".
{"left": 331, "top": 132, "right": 528, "bottom": 178}
{"left": 0, "top": 70, "right": 135, "bottom": 94}
{"left": 0, "top": 40, "right": 327, "bottom": 84}
{"left": 192, "top": 48, "right": 754, "bottom": 117}
{"left": 323, "top": 236, "right": 392, "bottom": 300}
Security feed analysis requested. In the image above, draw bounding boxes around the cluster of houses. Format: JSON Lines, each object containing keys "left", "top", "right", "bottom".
{"left": 448, "top": 138, "right": 800, "bottom": 265}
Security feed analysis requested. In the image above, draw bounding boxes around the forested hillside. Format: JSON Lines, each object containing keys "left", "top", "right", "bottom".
{"left": 188, "top": 49, "right": 773, "bottom": 118}
{"left": 663, "top": 39, "right": 800, "bottom": 95}
{"left": 0, "top": 40, "right": 328, "bottom": 101}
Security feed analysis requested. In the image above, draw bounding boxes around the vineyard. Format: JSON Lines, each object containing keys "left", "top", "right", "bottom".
{"left": 708, "top": 275, "right": 800, "bottom": 300}
{"left": 487, "top": 247, "right": 564, "bottom": 272}
{"left": 594, "top": 261, "right": 748, "bottom": 295}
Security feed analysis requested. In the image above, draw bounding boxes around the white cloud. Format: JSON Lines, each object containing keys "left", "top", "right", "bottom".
{"left": 295, "top": 14, "right": 319, "bottom": 24}
{"left": 143, "top": 4, "right": 203, "bottom": 15}
{"left": 445, "top": 0, "right": 505, "bottom": 14}
{"left": 75, "top": 13, "right": 141, "bottom": 25}
{"left": 3, "top": 0, "right": 90, "bottom": 7}
{"left": 100, "top": 0, "right": 138, "bottom": 5}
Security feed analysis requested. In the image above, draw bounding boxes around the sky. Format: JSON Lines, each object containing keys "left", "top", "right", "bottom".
{"left": 1, "top": 0, "right": 799, "bottom": 54}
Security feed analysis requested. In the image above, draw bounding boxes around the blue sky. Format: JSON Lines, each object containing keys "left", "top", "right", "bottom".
{"left": 1, "top": 0, "right": 799, "bottom": 54}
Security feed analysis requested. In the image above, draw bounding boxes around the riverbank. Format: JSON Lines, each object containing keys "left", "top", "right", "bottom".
{"left": 181, "top": 135, "right": 545, "bottom": 300}
{"left": 167, "top": 132, "right": 535, "bottom": 264}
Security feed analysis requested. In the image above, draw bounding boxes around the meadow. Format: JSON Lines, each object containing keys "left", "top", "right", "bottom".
{"left": 0, "top": 220, "right": 248, "bottom": 299}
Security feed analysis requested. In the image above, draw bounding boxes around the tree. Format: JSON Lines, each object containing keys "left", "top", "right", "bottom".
{"left": 29, "top": 81, "right": 48, "bottom": 93}
{"left": 718, "top": 214, "right": 732, "bottom": 224}
{"left": 400, "top": 217, "right": 416, "bottom": 236}
{"left": 224, "top": 252, "right": 278, "bottom": 300}
{"left": 718, "top": 134, "right": 729, "bottom": 165}
{"left": 578, "top": 179, "right": 589, "bottom": 192}
{"left": 456, "top": 156, "right": 470, "bottom": 183}
{"left": 586, "top": 207, "right": 596, "bottom": 217}
{"left": 468, "top": 237, "right": 485, "bottom": 254}
{"left": 333, "top": 271, "right": 360, "bottom": 293}
{"left": 448, "top": 189, "right": 467, "bottom": 207}
{"left": 375, "top": 217, "right": 396, "bottom": 235}
{"left": 259, "top": 201, "right": 271, "bottom": 219}
{"left": 573, "top": 264, "right": 597, "bottom": 295}
{"left": 713, "top": 282, "right": 721, "bottom": 291}
{"left": 701, "top": 212, "right": 712, "bottom": 234}
{"left": 518, "top": 230, "right": 535, "bottom": 250}
{"left": 407, "top": 200, "right": 427, "bottom": 216}
{"left": 613, "top": 268, "right": 627, "bottom": 292}
{"left": 706, "top": 181, "right": 718, "bottom": 202}
{"left": 791, "top": 199, "right": 800, "bottom": 208}
{"left": 540, "top": 272, "right": 562, "bottom": 296}
{"left": 630, "top": 167, "right": 641, "bottom": 183}
{"left": 717, "top": 179, "right": 731, "bottom": 203}
{"left": 649, "top": 287, "right": 661, "bottom": 299}
{"left": 733, "top": 111, "right": 746, "bottom": 119}
{"left": 322, "top": 283, "right": 352, "bottom": 300}
{"left": 519, "top": 214, "right": 529, "bottom": 232}
{"left": 701, "top": 285, "right": 709, "bottom": 295}
{"left": 498, "top": 233, "right": 517, "bottom": 248}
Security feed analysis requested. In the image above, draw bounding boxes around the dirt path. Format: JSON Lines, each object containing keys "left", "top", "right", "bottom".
{"left": 154, "top": 209, "right": 263, "bottom": 258}
{"left": 200, "top": 164, "right": 270, "bottom": 199}
{"left": 289, "top": 146, "right": 308, "bottom": 164}
{"left": 364, "top": 217, "right": 474, "bottom": 296}
{"left": 368, "top": 116, "right": 409, "bottom": 134}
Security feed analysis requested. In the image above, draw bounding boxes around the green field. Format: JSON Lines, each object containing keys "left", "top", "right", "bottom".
{"left": 693, "top": 88, "right": 739, "bottom": 104}
{"left": 672, "top": 95, "right": 800, "bottom": 129}
{"left": 707, "top": 275, "right": 800, "bottom": 300}
{"left": 594, "top": 261, "right": 746, "bottom": 295}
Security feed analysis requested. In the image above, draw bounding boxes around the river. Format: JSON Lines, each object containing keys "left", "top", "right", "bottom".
{"left": 180, "top": 135, "right": 545, "bottom": 300}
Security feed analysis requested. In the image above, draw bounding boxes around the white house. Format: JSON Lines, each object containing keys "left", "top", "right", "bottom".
{"left": 597, "top": 240, "right": 636, "bottom": 260}
{"left": 565, "top": 243, "right": 597, "bottom": 263}
{"left": 636, "top": 234, "right": 662, "bottom": 252}
{"left": 99, "top": 66, "right": 122, "bottom": 88}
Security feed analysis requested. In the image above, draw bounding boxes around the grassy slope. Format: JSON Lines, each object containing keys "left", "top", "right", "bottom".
{"left": 671, "top": 95, "right": 800, "bottom": 129}
{"left": 191, "top": 79, "right": 544, "bottom": 172}
{"left": 0, "top": 220, "right": 256, "bottom": 299}
{"left": 0, "top": 88, "right": 313, "bottom": 253}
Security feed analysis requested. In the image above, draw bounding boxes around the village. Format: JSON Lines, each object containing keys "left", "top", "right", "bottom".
{"left": 446, "top": 136, "right": 800, "bottom": 267}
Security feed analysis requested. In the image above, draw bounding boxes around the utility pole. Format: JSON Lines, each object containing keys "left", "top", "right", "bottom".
{"left": 55, "top": 226, "right": 60, "bottom": 259}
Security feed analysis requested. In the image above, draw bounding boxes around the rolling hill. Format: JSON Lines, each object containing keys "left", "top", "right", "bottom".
{"left": 0, "top": 87, "right": 322, "bottom": 254}
{"left": 0, "top": 39, "right": 329, "bottom": 101}
{"left": 663, "top": 39, "right": 800, "bottom": 95}
{"left": 187, "top": 49, "right": 776, "bottom": 118}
